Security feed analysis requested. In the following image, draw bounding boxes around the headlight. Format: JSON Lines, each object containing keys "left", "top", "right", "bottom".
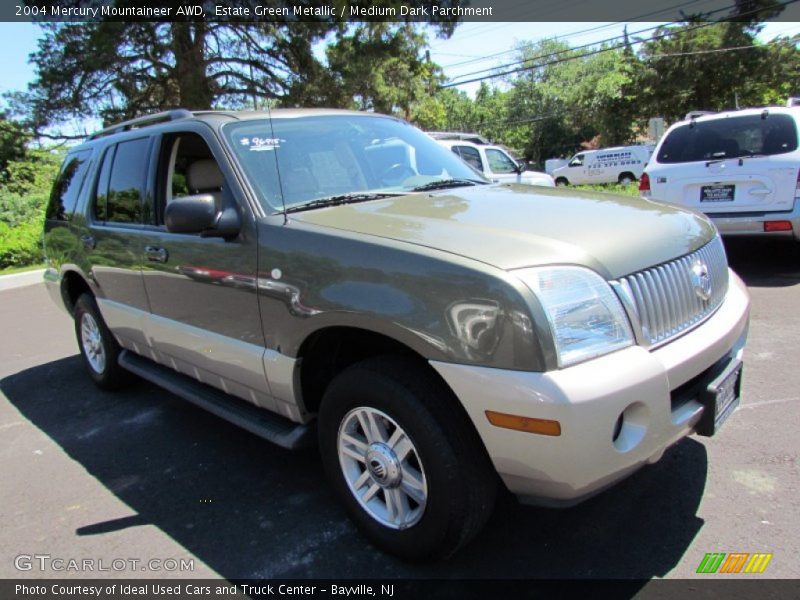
{"left": 515, "top": 266, "right": 634, "bottom": 368}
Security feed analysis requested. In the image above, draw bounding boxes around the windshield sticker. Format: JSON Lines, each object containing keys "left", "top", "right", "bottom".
{"left": 239, "top": 136, "right": 285, "bottom": 151}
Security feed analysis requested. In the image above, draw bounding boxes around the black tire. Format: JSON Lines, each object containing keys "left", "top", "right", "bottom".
{"left": 318, "top": 356, "right": 497, "bottom": 561}
{"left": 555, "top": 177, "right": 569, "bottom": 187}
{"left": 74, "top": 293, "right": 133, "bottom": 390}
{"left": 618, "top": 172, "right": 636, "bottom": 185}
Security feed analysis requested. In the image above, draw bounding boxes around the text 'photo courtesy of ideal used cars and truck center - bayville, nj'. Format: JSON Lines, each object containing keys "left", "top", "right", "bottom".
{"left": 1, "top": 0, "right": 800, "bottom": 597}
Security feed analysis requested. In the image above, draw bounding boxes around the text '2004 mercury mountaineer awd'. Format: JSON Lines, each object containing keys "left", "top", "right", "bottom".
{"left": 43, "top": 109, "right": 750, "bottom": 560}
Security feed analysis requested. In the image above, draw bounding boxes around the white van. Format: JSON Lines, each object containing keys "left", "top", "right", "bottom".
{"left": 552, "top": 145, "right": 654, "bottom": 186}
{"left": 642, "top": 106, "right": 800, "bottom": 239}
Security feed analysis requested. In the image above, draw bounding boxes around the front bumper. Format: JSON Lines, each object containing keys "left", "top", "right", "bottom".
{"left": 431, "top": 270, "right": 750, "bottom": 506}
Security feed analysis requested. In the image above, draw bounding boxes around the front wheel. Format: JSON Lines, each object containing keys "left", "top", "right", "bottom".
{"left": 318, "top": 357, "right": 497, "bottom": 561}
{"left": 618, "top": 173, "right": 636, "bottom": 185}
{"left": 555, "top": 177, "right": 569, "bottom": 187}
{"left": 74, "top": 294, "right": 133, "bottom": 390}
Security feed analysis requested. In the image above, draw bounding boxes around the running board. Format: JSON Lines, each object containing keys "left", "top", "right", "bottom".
{"left": 118, "top": 350, "right": 312, "bottom": 450}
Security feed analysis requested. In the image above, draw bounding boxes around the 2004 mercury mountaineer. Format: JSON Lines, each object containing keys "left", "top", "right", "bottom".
{"left": 43, "top": 109, "right": 750, "bottom": 560}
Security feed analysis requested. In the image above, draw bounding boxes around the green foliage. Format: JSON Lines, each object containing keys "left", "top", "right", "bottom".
{"left": 0, "top": 216, "right": 44, "bottom": 269}
{"left": 0, "top": 119, "right": 61, "bottom": 268}
{"left": 2, "top": 148, "right": 61, "bottom": 196}
{"left": 0, "top": 117, "right": 29, "bottom": 178}
{"left": 307, "top": 23, "right": 444, "bottom": 118}
{"left": 572, "top": 183, "right": 641, "bottom": 196}
{"left": 0, "top": 192, "right": 48, "bottom": 227}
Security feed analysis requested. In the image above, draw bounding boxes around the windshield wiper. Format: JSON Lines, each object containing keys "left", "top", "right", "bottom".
{"left": 737, "top": 153, "right": 766, "bottom": 164}
{"left": 285, "top": 192, "right": 400, "bottom": 214}
{"left": 410, "top": 178, "right": 486, "bottom": 192}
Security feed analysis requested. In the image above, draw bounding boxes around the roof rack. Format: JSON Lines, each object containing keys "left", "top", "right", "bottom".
{"left": 684, "top": 110, "right": 715, "bottom": 121}
{"left": 427, "top": 131, "right": 491, "bottom": 145}
{"left": 87, "top": 109, "right": 194, "bottom": 140}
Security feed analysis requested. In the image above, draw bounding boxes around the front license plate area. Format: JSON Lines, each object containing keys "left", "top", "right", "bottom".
{"left": 697, "top": 360, "right": 742, "bottom": 437}
{"left": 700, "top": 184, "right": 735, "bottom": 202}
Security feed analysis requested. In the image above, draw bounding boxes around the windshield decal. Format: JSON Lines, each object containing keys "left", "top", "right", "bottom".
{"left": 239, "top": 136, "right": 285, "bottom": 151}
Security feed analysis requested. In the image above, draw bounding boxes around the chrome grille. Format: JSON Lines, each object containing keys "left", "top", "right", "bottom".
{"left": 614, "top": 237, "right": 729, "bottom": 347}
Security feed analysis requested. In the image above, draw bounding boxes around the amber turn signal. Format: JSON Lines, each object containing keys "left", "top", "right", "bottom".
{"left": 485, "top": 411, "right": 561, "bottom": 436}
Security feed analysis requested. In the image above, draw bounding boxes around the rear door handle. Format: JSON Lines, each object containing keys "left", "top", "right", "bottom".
{"left": 80, "top": 235, "right": 95, "bottom": 250}
{"left": 144, "top": 246, "right": 169, "bottom": 263}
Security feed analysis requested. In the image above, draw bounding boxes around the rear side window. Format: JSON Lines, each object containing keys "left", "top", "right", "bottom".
{"left": 657, "top": 114, "right": 799, "bottom": 163}
{"left": 46, "top": 150, "right": 92, "bottom": 221}
{"left": 93, "top": 138, "right": 151, "bottom": 223}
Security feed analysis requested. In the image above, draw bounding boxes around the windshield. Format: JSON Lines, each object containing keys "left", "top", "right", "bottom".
{"left": 223, "top": 114, "right": 488, "bottom": 213}
{"left": 657, "top": 113, "right": 798, "bottom": 164}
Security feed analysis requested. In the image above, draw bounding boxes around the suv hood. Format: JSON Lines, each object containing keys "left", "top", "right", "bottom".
{"left": 290, "top": 184, "right": 716, "bottom": 279}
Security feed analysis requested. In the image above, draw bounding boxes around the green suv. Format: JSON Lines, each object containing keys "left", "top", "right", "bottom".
{"left": 43, "top": 109, "right": 750, "bottom": 560}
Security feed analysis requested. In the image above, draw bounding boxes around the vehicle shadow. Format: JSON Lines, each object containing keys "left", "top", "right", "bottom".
{"left": 724, "top": 237, "right": 800, "bottom": 288}
{"left": 2, "top": 356, "right": 707, "bottom": 582}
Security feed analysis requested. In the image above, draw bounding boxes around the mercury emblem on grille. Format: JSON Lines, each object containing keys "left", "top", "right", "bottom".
{"left": 691, "top": 260, "right": 712, "bottom": 301}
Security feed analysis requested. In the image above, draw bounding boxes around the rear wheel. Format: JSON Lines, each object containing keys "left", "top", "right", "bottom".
{"left": 318, "top": 357, "right": 497, "bottom": 561}
{"left": 74, "top": 294, "right": 133, "bottom": 390}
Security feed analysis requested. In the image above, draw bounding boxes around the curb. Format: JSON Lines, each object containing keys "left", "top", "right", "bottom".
{"left": 0, "top": 269, "right": 46, "bottom": 292}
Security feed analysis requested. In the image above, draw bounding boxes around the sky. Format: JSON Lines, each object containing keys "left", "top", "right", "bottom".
{"left": 0, "top": 20, "right": 798, "bottom": 121}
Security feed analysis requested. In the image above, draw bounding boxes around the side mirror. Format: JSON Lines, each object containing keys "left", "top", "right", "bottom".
{"left": 515, "top": 160, "right": 528, "bottom": 174}
{"left": 165, "top": 194, "right": 241, "bottom": 239}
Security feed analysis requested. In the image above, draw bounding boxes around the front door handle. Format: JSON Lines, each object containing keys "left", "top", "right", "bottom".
{"left": 144, "top": 246, "right": 169, "bottom": 263}
{"left": 80, "top": 235, "right": 95, "bottom": 250}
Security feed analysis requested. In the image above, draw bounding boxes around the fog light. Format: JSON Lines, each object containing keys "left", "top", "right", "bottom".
{"left": 764, "top": 220, "right": 792, "bottom": 232}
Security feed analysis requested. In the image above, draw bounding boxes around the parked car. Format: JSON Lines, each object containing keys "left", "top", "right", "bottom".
{"left": 44, "top": 109, "right": 749, "bottom": 561}
{"left": 430, "top": 132, "right": 554, "bottom": 187}
{"left": 641, "top": 106, "right": 800, "bottom": 239}
{"left": 545, "top": 157, "right": 569, "bottom": 175}
{"left": 552, "top": 144, "right": 654, "bottom": 186}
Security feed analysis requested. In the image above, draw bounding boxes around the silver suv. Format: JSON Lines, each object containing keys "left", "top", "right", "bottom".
{"left": 44, "top": 109, "right": 749, "bottom": 560}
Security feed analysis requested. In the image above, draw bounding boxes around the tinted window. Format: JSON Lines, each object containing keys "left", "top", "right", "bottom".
{"left": 453, "top": 145, "right": 483, "bottom": 170}
{"left": 657, "top": 113, "right": 798, "bottom": 164}
{"left": 486, "top": 148, "right": 518, "bottom": 174}
{"left": 107, "top": 138, "right": 150, "bottom": 223}
{"left": 93, "top": 146, "right": 114, "bottom": 222}
{"left": 46, "top": 150, "right": 92, "bottom": 221}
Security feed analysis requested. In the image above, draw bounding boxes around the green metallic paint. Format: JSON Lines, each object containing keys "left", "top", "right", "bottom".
{"left": 255, "top": 218, "right": 550, "bottom": 372}
{"left": 291, "top": 184, "right": 717, "bottom": 280}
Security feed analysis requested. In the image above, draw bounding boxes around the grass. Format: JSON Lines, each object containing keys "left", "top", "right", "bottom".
{"left": 0, "top": 263, "right": 46, "bottom": 276}
{"left": 572, "top": 183, "right": 641, "bottom": 196}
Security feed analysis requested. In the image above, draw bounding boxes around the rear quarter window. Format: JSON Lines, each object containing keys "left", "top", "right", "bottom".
{"left": 657, "top": 113, "right": 799, "bottom": 163}
{"left": 46, "top": 150, "right": 92, "bottom": 221}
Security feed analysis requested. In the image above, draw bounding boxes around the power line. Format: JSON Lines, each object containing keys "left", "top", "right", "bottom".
{"left": 438, "top": 0, "right": 714, "bottom": 70}
{"left": 441, "top": 0, "right": 800, "bottom": 88}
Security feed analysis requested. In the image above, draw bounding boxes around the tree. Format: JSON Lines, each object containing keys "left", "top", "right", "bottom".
{"left": 634, "top": 22, "right": 774, "bottom": 121}
{"left": 293, "top": 23, "right": 444, "bottom": 119}
{"left": 11, "top": 1, "right": 458, "bottom": 137}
